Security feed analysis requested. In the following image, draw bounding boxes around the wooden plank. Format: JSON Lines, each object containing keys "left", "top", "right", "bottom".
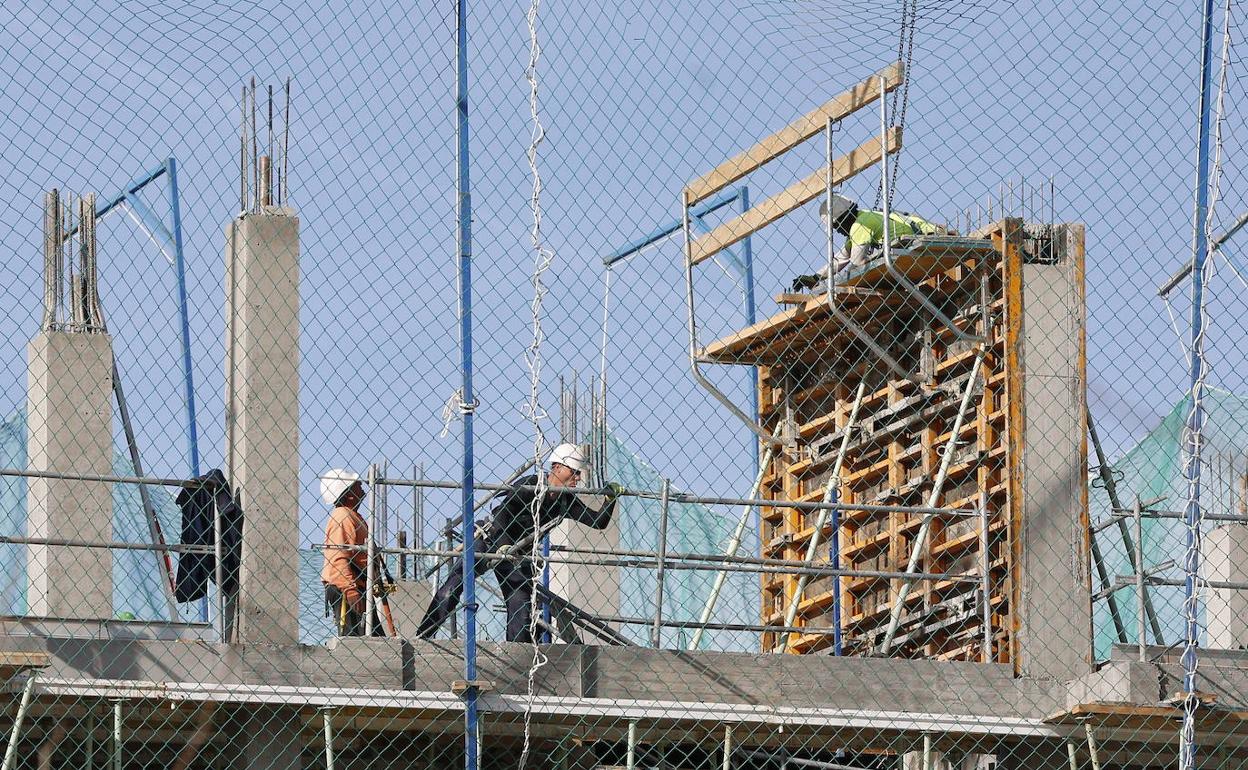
{"left": 0, "top": 651, "right": 49, "bottom": 668}
{"left": 0, "top": 650, "right": 50, "bottom": 680}
{"left": 683, "top": 61, "right": 904, "bottom": 206}
{"left": 700, "top": 252, "right": 961, "bottom": 363}
{"left": 999, "top": 218, "right": 1026, "bottom": 675}
{"left": 688, "top": 127, "right": 903, "bottom": 267}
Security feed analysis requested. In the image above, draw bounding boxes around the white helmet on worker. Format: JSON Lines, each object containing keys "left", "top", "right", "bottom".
{"left": 320, "top": 469, "right": 363, "bottom": 506}
{"left": 819, "top": 193, "right": 857, "bottom": 225}
{"left": 549, "top": 443, "right": 588, "bottom": 473}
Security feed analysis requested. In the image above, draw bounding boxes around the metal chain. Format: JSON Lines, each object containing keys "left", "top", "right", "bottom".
{"left": 888, "top": 0, "right": 919, "bottom": 206}
{"left": 873, "top": 0, "right": 918, "bottom": 210}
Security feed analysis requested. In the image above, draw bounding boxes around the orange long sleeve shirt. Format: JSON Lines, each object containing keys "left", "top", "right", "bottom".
{"left": 321, "top": 505, "right": 369, "bottom": 608}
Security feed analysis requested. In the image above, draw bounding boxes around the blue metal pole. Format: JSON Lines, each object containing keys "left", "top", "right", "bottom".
{"left": 455, "top": 0, "right": 480, "bottom": 765}
{"left": 165, "top": 158, "right": 201, "bottom": 478}
{"left": 1181, "top": 0, "right": 1217, "bottom": 765}
{"left": 740, "top": 186, "right": 758, "bottom": 469}
{"left": 602, "top": 188, "right": 742, "bottom": 267}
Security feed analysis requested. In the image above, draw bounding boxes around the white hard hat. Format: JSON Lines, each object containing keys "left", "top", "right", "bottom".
{"left": 819, "top": 193, "right": 857, "bottom": 223}
{"left": 320, "top": 469, "right": 362, "bottom": 506}
{"left": 549, "top": 443, "right": 588, "bottom": 473}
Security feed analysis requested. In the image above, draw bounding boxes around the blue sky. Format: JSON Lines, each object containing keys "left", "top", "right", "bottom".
{"left": 0, "top": 0, "right": 1244, "bottom": 557}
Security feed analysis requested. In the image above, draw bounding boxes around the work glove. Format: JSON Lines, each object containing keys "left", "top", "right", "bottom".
{"left": 790, "top": 273, "right": 821, "bottom": 292}
{"left": 605, "top": 482, "right": 625, "bottom": 501}
{"left": 495, "top": 543, "right": 515, "bottom": 557}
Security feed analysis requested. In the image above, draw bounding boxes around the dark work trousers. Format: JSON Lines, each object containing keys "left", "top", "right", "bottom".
{"left": 416, "top": 535, "right": 538, "bottom": 642}
{"left": 324, "top": 584, "right": 383, "bottom": 638}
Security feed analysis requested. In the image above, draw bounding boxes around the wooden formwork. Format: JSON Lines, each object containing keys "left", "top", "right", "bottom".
{"left": 701, "top": 219, "right": 1090, "bottom": 673}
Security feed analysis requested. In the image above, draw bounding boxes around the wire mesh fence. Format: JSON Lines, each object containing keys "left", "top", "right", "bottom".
{"left": 0, "top": 0, "right": 1247, "bottom": 768}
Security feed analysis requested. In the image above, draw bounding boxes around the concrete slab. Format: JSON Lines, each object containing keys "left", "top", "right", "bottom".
{"left": 1065, "top": 659, "right": 1160, "bottom": 709}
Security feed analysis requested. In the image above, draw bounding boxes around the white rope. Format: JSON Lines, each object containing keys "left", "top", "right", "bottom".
{"left": 519, "top": 0, "right": 551, "bottom": 764}
{"left": 438, "top": 388, "right": 464, "bottom": 438}
{"left": 1162, "top": 295, "right": 1192, "bottom": 361}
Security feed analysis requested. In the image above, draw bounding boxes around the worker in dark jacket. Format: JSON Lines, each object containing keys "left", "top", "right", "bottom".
{"left": 416, "top": 443, "right": 621, "bottom": 642}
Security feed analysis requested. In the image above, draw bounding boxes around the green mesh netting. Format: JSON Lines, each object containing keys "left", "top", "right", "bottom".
{"left": 605, "top": 428, "right": 760, "bottom": 651}
{"left": 1090, "top": 388, "right": 1248, "bottom": 659}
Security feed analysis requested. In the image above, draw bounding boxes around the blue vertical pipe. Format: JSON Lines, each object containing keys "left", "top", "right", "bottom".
{"left": 541, "top": 533, "right": 552, "bottom": 643}
{"left": 166, "top": 158, "right": 201, "bottom": 478}
{"left": 741, "top": 187, "right": 758, "bottom": 456}
{"left": 1183, "top": 0, "right": 1217, "bottom": 733}
{"left": 455, "top": 0, "right": 480, "bottom": 765}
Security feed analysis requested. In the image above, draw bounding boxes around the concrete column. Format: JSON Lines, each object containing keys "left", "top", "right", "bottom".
{"left": 1205, "top": 524, "right": 1248, "bottom": 650}
{"left": 548, "top": 494, "right": 620, "bottom": 641}
{"left": 1016, "top": 223, "right": 1093, "bottom": 682}
{"left": 225, "top": 211, "right": 301, "bottom": 645}
{"left": 26, "top": 330, "right": 113, "bottom": 619}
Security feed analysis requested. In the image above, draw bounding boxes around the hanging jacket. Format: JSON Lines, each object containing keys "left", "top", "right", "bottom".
{"left": 480, "top": 474, "right": 616, "bottom": 548}
{"left": 173, "top": 469, "right": 244, "bottom": 603}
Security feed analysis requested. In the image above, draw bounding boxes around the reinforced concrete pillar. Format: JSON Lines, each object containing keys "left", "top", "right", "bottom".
{"left": 225, "top": 210, "right": 301, "bottom": 645}
{"left": 1205, "top": 524, "right": 1248, "bottom": 649}
{"left": 26, "top": 330, "right": 114, "bottom": 619}
{"left": 1014, "top": 223, "right": 1093, "bottom": 682}
{"left": 548, "top": 493, "right": 620, "bottom": 641}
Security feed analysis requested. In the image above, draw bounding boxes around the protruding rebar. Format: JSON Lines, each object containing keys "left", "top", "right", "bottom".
{"left": 251, "top": 77, "right": 258, "bottom": 214}
{"left": 260, "top": 155, "right": 272, "bottom": 207}
{"left": 42, "top": 190, "right": 58, "bottom": 331}
{"left": 240, "top": 86, "right": 248, "bottom": 212}
{"left": 283, "top": 77, "right": 291, "bottom": 204}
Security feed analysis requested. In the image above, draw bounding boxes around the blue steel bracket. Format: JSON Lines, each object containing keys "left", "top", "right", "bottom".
{"left": 90, "top": 158, "right": 201, "bottom": 478}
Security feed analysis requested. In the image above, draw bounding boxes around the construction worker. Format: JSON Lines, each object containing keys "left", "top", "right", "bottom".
{"left": 320, "top": 469, "right": 383, "bottom": 637}
{"left": 416, "top": 443, "right": 622, "bottom": 643}
{"left": 791, "top": 194, "right": 948, "bottom": 291}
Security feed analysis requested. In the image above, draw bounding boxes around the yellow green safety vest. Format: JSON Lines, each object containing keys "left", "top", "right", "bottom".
{"left": 847, "top": 209, "right": 941, "bottom": 247}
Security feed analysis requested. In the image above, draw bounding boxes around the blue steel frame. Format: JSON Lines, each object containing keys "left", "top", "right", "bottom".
{"left": 94, "top": 158, "right": 201, "bottom": 479}
{"left": 455, "top": 0, "right": 481, "bottom": 765}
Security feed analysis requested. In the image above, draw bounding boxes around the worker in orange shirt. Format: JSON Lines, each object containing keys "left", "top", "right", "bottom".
{"left": 320, "top": 469, "right": 382, "bottom": 636}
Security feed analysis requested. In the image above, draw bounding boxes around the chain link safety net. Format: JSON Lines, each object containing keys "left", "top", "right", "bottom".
{"left": 2, "top": 0, "right": 1248, "bottom": 768}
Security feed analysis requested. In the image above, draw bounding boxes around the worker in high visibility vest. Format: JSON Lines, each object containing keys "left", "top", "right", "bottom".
{"left": 792, "top": 194, "right": 949, "bottom": 291}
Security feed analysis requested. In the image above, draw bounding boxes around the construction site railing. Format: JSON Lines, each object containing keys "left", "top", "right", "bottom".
{"left": 0, "top": 463, "right": 987, "bottom": 652}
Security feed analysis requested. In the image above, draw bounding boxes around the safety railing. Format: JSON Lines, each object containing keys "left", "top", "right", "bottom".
{"left": 0, "top": 464, "right": 987, "bottom": 653}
